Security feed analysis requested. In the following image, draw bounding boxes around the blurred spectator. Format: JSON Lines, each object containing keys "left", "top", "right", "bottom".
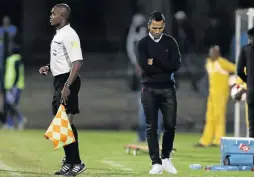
{"left": 0, "top": 16, "right": 18, "bottom": 57}
{"left": 204, "top": 15, "right": 232, "bottom": 57}
{"left": 172, "top": 11, "right": 195, "bottom": 56}
{"left": 1, "top": 45, "right": 26, "bottom": 130}
{"left": 172, "top": 11, "right": 195, "bottom": 89}
{"left": 203, "top": 17, "right": 221, "bottom": 53}
{"left": 194, "top": 46, "right": 235, "bottom": 147}
{"left": 126, "top": 13, "right": 162, "bottom": 142}
{"left": 0, "top": 16, "right": 18, "bottom": 127}
{"left": 126, "top": 13, "right": 147, "bottom": 91}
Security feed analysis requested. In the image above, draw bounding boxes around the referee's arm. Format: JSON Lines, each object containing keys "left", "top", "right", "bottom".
{"left": 136, "top": 40, "right": 163, "bottom": 74}
{"left": 63, "top": 35, "right": 83, "bottom": 85}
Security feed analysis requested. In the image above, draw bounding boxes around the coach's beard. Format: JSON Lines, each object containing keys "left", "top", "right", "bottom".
{"left": 153, "top": 34, "right": 162, "bottom": 40}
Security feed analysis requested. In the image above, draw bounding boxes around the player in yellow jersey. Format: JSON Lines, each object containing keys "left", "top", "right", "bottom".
{"left": 194, "top": 46, "right": 236, "bottom": 147}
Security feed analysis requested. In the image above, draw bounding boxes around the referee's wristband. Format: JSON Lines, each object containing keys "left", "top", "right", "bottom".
{"left": 64, "top": 82, "right": 71, "bottom": 88}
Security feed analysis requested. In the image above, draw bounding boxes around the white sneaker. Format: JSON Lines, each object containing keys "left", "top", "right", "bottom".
{"left": 149, "top": 164, "right": 163, "bottom": 175}
{"left": 162, "top": 158, "right": 177, "bottom": 174}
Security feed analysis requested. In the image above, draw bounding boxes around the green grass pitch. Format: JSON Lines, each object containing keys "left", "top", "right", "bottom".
{"left": 0, "top": 130, "right": 253, "bottom": 177}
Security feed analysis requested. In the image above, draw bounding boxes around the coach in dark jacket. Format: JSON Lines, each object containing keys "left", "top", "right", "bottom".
{"left": 137, "top": 11, "right": 181, "bottom": 174}
{"left": 237, "top": 27, "right": 254, "bottom": 138}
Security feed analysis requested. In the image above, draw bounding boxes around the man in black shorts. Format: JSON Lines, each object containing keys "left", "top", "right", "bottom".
{"left": 39, "top": 3, "right": 85, "bottom": 176}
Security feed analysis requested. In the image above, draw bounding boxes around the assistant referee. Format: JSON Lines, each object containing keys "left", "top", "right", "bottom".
{"left": 137, "top": 11, "right": 181, "bottom": 175}
{"left": 39, "top": 3, "right": 85, "bottom": 176}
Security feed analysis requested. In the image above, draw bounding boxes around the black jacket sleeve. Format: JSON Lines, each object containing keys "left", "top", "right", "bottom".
{"left": 168, "top": 37, "right": 181, "bottom": 72}
{"left": 154, "top": 37, "right": 181, "bottom": 72}
{"left": 136, "top": 40, "right": 163, "bottom": 74}
{"left": 237, "top": 46, "right": 247, "bottom": 83}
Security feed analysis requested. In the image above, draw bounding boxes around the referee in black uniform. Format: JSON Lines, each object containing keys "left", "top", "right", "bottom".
{"left": 137, "top": 12, "right": 181, "bottom": 174}
{"left": 237, "top": 27, "right": 254, "bottom": 138}
{"left": 39, "top": 3, "right": 85, "bottom": 176}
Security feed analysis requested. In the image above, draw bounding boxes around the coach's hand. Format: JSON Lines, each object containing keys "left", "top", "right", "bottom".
{"left": 148, "top": 58, "right": 153, "bottom": 65}
{"left": 39, "top": 66, "right": 49, "bottom": 75}
{"left": 61, "top": 86, "right": 70, "bottom": 105}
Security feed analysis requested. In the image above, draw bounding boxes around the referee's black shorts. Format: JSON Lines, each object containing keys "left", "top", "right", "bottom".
{"left": 52, "top": 73, "right": 81, "bottom": 116}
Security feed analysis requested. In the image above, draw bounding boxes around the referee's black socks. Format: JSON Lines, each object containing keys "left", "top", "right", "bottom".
{"left": 64, "top": 124, "right": 82, "bottom": 164}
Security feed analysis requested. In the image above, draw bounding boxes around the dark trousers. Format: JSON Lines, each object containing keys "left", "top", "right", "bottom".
{"left": 52, "top": 73, "right": 80, "bottom": 116}
{"left": 141, "top": 86, "right": 177, "bottom": 165}
{"left": 0, "top": 90, "right": 6, "bottom": 124}
{"left": 248, "top": 102, "right": 254, "bottom": 138}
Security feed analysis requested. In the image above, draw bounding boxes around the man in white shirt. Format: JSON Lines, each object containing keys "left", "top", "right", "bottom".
{"left": 39, "top": 3, "right": 85, "bottom": 176}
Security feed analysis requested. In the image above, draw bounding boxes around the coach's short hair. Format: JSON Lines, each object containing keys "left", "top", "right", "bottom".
{"left": 148, "top": 11, "right": 165, "bottom": 25}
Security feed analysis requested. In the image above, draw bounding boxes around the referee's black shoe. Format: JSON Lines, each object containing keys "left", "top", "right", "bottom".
{"left": 54, "top": 163, "right": 72, "bottom": 175}
{"left": 65, "top": 162, "right": 86, "bottom": 176}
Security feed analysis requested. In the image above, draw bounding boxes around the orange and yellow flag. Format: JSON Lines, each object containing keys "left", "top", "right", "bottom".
{"left": 44, "top": 104, "right": 75, "bottom": 150}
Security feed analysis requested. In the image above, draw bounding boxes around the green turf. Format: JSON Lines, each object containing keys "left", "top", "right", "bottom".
{"left": 0, "top": 130, "right": 253, "bottom": 177}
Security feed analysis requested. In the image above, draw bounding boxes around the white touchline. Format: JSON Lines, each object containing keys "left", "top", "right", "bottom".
{"left": 0, "top": 160, "right": 23, "bottom": 177}
{"left": 101, "top": 160, "right": 133, "bottom": 171}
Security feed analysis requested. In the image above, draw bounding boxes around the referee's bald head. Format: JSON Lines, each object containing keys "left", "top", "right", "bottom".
{"left": 54, "top": 3, "right": 71, "bottom": 21}
{"left": 50, "top": 3, "right": 71, "bottom": 27}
